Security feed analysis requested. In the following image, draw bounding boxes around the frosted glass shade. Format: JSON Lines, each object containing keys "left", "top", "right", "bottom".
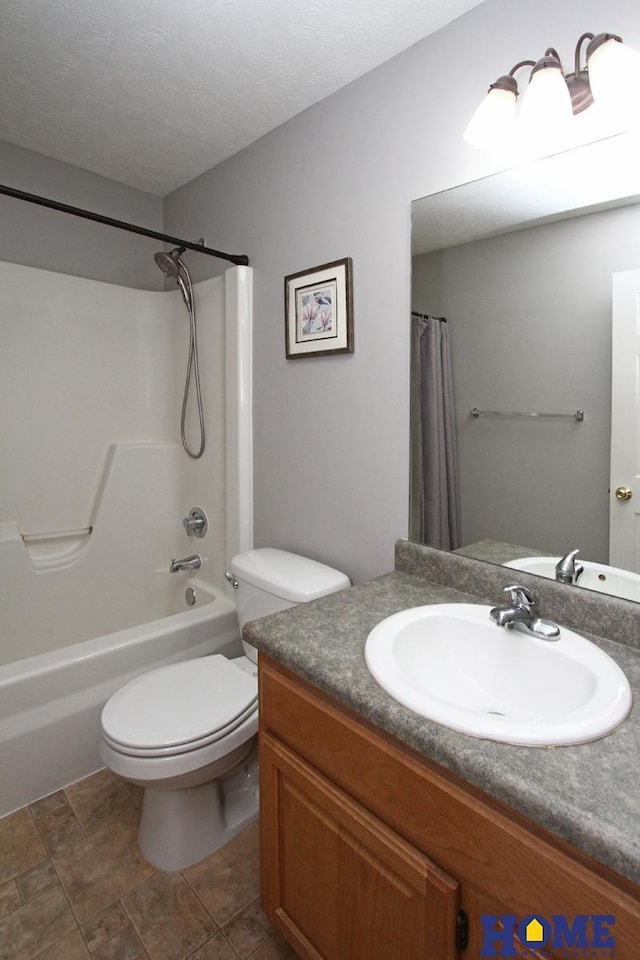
{"left": 463, "top": 86, "right": 517, "bottom": 150}
{"left": 588, "top": 36, "right": 640, "bottom": 125}
{"left": 518, "top": 63, "right": 573, "bottom": 141}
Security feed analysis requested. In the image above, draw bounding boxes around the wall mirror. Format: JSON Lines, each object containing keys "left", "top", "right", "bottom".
{"left": 410, "top": 131, "right": 640, "bottom": 603}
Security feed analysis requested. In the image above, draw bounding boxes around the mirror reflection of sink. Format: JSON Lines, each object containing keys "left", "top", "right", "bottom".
{"left": 365, "top": 604, "right": 631, "bottom": 746}
{"left": 504, "top": 557, "right": 640, "bottom": 603}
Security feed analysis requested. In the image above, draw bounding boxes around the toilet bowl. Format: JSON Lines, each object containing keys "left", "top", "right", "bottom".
{"left": 100, "top": 548, "right": 349, "bottom": 871}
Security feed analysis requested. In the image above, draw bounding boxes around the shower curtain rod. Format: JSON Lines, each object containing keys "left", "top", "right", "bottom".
{"left": 0, "top": 184, "right": 250, "bottom": 266}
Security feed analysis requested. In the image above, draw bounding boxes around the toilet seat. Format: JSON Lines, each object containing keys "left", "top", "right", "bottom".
{"left": 101, "top": 655, "right": 258, "bottom": 758}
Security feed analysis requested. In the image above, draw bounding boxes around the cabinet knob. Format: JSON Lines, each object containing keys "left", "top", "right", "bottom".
{"left": 615, "top": 486, "right": 633, "bottom": 502}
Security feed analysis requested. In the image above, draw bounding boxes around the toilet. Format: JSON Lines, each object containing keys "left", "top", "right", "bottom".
{"left": 100, "top": 548, "right": 349, "bottom": 871}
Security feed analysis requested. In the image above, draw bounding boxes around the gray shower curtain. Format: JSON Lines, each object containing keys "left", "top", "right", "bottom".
{"left": 410, "top": 313, "right": 461, "bottom": 550}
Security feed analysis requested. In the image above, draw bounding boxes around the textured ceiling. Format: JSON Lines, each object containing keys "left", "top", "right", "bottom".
{"left": 0, "top": 0, "right": 485, "bottom": 196}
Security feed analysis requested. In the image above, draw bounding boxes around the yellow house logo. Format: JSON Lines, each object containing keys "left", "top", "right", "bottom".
{"left": 524, "top": 917, "right": 544, "bottom": 943}
{"left": 480, "top": 912, "right": 616, "bottom": 957}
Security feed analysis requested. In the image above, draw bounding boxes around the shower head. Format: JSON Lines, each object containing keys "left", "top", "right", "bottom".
{"left": 154, "top": 246, "right": 186, "bottom": 279}
{"left": 154, "top": 246, "right": 192, "bottom": 309}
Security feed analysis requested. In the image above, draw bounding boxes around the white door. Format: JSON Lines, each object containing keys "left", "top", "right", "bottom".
{"left": 610, "top": 269, "right": 640, "bottom": 572}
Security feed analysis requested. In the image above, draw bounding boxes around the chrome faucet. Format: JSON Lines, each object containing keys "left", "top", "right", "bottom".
{"left": 169, "top": 554, "right": 202, "bottom": 573}
{"left": 555, "top": 548, "right": 584, "bottom": 585}
{"left": 490, "top": 584, "right": 560, "bottom": 640}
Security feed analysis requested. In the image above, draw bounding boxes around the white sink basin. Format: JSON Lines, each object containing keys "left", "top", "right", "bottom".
{"left": 365, "top": 604, "right": 631, "bottom": 746}
{"left": 504, "top": 556, "right": 640, "bottom": 603}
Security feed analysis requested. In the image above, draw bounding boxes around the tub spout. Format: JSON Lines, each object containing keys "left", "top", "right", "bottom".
{"left": 169, "top": 554, "right": 202, "bottom": 573}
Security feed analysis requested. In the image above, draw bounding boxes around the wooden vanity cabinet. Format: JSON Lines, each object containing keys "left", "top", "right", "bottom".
{"left": 259, "top": 656, "right": 640, "bottom": 960}
{"left": 261, "top": 734, "right": 459, "bottom": 959}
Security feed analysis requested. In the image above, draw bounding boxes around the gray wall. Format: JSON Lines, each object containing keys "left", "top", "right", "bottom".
{"left": 164, "top": 0, "right": 640, "bottom": 583}
{"left": 413, "top": 203, "right": 640, "bottom": 561}
{"left": 0, "top": 141, "right": 163, "bottom": 290}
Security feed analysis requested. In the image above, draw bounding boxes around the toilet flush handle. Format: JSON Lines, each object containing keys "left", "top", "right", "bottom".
{"left": 225, "top": 571, "right": 239, "bottom": 589}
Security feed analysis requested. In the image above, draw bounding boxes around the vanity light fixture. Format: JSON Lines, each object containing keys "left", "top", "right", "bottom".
{"left": 464, "top": 31, "right": 640, "bottom": 151}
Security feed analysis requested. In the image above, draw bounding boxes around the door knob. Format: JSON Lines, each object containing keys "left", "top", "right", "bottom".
{"left": 615, "top": 486, "right": 633, "bottom": 501}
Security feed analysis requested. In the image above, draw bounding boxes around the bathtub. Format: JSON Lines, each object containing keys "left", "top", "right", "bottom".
{"left": 0, "top": 578, "right": 241, "bottom": 817}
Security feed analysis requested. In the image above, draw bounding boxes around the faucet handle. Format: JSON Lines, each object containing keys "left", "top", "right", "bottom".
{"left": 555, "top": 548, "right": 583, "bottom": 583}
{"left": 183, "top": 506, "right": 208, "bottom": 538}
{"left": 503, "top": 583, "right": 536, "bottom": 608}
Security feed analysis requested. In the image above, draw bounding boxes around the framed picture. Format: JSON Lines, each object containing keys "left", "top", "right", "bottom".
{"left": 284, "top": 258, "right": 354, "bottom": 358}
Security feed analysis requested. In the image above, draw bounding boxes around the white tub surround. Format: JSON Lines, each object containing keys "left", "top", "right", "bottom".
{"left": 2, "top": 443, "right": 211, "bottom": 664}
{"left": 0, "top": 262, "right": 253, "bottom": 815}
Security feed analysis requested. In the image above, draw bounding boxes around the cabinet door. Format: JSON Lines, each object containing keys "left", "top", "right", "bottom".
{"left": 261, "top": 732, "right": 459, "bottom": 960}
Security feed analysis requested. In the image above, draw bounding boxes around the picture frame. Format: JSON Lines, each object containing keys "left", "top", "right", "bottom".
{"left": 284, "top": 257, "right": 354, "bottom": 358}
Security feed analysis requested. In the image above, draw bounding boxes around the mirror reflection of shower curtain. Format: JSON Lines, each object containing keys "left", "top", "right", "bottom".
{"left": 410, "top": 313, "right": 461, "bottom": 549}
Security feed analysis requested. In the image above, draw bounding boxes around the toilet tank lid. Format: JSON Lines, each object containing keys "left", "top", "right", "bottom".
{"left": 231, "top": 548, "right": 350, "bottom": 602}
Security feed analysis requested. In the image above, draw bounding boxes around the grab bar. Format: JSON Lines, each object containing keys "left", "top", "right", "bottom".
{"left": 21, "top": 526, "right": 93, "bottom": 544}
{"left": 470, "top": 407, "right": 584, "bottom": 422}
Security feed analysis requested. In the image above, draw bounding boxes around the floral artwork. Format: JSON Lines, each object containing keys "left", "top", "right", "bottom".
{"left": 300, "top": 285, "right": 333, "bottom": 336}
{"left": 284, "top": 259, "right": 353, "bottom": 358}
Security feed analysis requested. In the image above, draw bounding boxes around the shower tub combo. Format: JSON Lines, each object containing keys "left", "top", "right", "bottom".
{"left": 0, "top": 262, "right": 253, "bottom": 817}
{"left": 0, "top": 566, "right": 239, "bottom": 817}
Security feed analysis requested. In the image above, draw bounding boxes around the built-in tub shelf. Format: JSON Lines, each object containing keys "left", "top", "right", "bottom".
{"left": 16, "top": 523, "right": 94, "bottom": 570}
{"left": 21, "top": 526, "right": 93, "bottom": 544}
{"left": 3, "top": 443, "right": 184, "bottom": 576}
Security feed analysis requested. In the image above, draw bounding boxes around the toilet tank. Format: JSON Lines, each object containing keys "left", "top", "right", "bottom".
{"left": 229, "top": 548, "right": 350, "bottom": 661}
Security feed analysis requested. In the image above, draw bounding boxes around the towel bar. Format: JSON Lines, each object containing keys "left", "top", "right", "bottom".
{"left": 470, "top": 407, "right": 584, "bottom": 422}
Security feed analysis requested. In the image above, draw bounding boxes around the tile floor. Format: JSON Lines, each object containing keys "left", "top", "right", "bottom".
{"left": 0, "top": 769, "right": 298, "bottom": 960}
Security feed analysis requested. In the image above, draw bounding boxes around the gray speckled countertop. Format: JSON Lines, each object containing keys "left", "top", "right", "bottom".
{"left": 245, "top": 541, "right": 640, "bottom": 886}
{"left": 454, "top": 537, "right": 548, "bottom": 564}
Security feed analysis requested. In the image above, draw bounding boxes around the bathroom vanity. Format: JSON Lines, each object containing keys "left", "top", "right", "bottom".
{"left": 247, "top": 541, "right": 640, "bottom": 960}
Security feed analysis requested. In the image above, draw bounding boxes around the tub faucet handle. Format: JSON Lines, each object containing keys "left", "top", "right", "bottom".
{"left": 183, "top": 507, "right": 208, "bottom": 538}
